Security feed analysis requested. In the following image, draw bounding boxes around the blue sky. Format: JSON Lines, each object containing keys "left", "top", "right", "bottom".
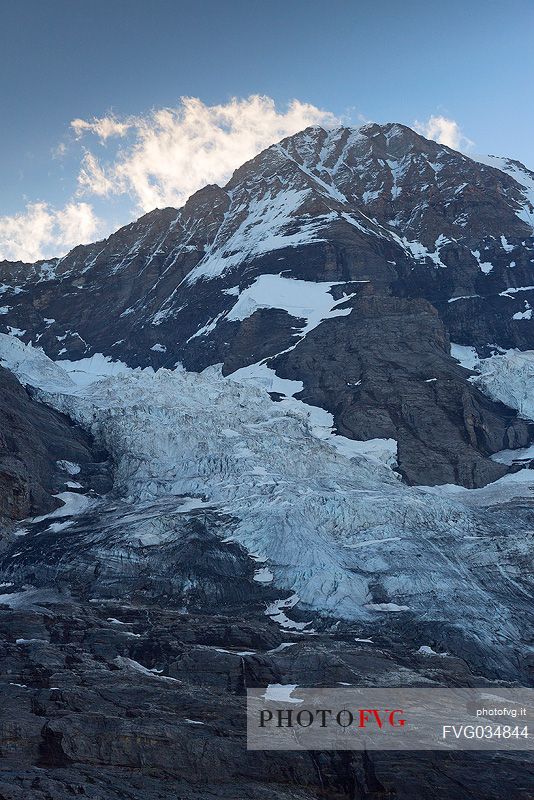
{"left": 1, "top": 0, "right": 533, "bottom": 260}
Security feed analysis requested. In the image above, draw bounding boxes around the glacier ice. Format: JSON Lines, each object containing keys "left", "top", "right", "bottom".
{"left": 471, "top": 348, "right": 534, "bottom": 421}
{"left": 0, "top": 332, "right": 531, "bottom": 658}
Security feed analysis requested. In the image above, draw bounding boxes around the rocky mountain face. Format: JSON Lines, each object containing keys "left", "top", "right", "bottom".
{"left": 0, "top": 504, "right": 532, "bottom": 800}
{"left": 1, "top": 123, "right": 534, "bottom": 487}
{"left": 0, "top": 366, "right": 110, "bottom": 521}
{"left": 1, "top": 124, "right": 534, "bottom": 799}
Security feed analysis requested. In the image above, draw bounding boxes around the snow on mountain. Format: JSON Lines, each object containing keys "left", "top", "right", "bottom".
{"left": 185, "top": 189, "right": 335, "bottom": 284}
{"left": 473, "top": 153, "right": 534, "bottom": 229}
{"left": 229, "top": 361, "right": 398, "bottom": 466}
{"left": 0, "top": 333, "right": 134, "bottom": 392}
{"left": 2, "top": 122, "right": 533, "bottom": 368}
{"left": 0, "top": 332, "right": 76, "bottom": 392}
{"left": 450, "top": 343, "right": 480, "bottom": 371}
{"left": 225, "top": 274, "right": 355, "bottom": 335}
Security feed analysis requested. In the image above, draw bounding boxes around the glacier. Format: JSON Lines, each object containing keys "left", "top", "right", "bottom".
{"left": 472, "top": 348, "right": 534, "bottom": 421}
{"left": 0, "top": 332, "right": 532, "bottom": 674}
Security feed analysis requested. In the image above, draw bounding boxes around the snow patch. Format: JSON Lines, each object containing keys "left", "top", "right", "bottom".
{"left": 56, "top": 460, "right": 81, "bottom": 476}
{"left": 365, "top": 603, "right": 410, "bottom": 612}
{"left": 47, "top": 520, "right": 74, "bottom": 534}
{"left": 451, "top": 344, "right": 480, "bottom": 371}
{"left": 491, "top": 442, "right": 534, "bottom": 465}
{"left": 263, "top": 684, "right": 303, "bottom": 704}
{"left": 226, "top": 274, "right": 353, "bottom": 335}
{"left": 266, "top": 595, "right": 311, "bottom": 631}
{"left": 33, "top": 492, "right": 96, "bottom": 522}
{"left": 254, "top": 567, "right": 274, "bottom": 583}
{"left": 417, "top": 645, "right": 449, "bottom": 657}
{"left": 512, "top": 303, "right": 532, "bottom": 320}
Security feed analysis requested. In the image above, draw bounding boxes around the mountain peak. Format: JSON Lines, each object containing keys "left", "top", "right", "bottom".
{"left": 0, "top": 114, "right": 534, "bottom": 494}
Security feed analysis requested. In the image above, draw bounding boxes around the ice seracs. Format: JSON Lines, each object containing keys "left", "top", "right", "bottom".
{"left": 0, "top": 333, "right": 531, "bottom": 658}
{"left": 471, "top": 348, "right": 534, "bottom": 421}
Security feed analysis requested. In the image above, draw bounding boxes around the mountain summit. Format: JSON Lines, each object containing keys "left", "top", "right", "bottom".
{"left": 1, "top": 123, "right": 534, "bottom": 487}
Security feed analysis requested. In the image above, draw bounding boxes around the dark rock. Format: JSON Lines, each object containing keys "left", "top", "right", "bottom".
{"left": 270, "top": 294, "right": 529, "bottom": 486}
{"left": 0, "top": 366, "right": 111, "bottom": 521}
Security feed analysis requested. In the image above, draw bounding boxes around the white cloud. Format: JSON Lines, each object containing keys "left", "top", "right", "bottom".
{"left": 51, "top": 141, "right": 67, "bottom": 159}
{"left": 413, "top": 115, "right": 473, "bottom": 151}
{"left": 73, "top": 95, "right": 339, "bottom": 212}
{"left": 71, "top": 115, "right": 131, "bottom": 140}
{"left": 78, "top": 151, "right": 115, "bottom": 196}
{"left": 0, "top": 201, "right": 102, "bottom": 262}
